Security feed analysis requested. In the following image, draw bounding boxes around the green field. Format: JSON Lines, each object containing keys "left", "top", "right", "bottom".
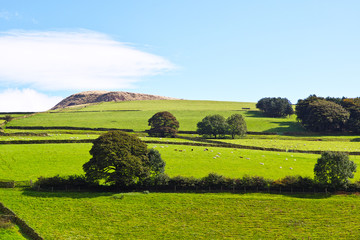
{"left": 216, "top": 138, "right": 360, "bottom": 152}
{"left": 6, "top": 100, "right": 303, "bottom": 133}
{"left": 2, "top": 143, "right": 360, "bottom": 182}
{"left": 2, "top": 99, "right": 360, "bottom": 239}
{"left": 1, "top": 189, "right": 360, "bottom": 239}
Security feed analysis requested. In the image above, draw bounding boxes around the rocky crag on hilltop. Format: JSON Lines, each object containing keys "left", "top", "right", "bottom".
{"left": 51, "top": 91, "right": 179, "bottom": 110}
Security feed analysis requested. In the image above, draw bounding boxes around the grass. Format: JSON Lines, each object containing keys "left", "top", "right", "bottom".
{"left": 216, "top": 138, "right": 360, "bottom": 152}
{"left": 0, "top": 143, "right": 91, "bottom": 181}
{"left": 6, "top": 100, "right": 304, "bottom": 133}
{"left": 0, "top": 210, "right": 28, "bottom": 240}
{"left": 2, "top": 189, "right": 360, "bottom": 239}
{"left": 2, "top": 143, "right": 360, "bottom": 182}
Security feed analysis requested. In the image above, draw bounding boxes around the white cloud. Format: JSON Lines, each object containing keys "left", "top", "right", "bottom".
{"left": 0, "top": 30, "right": 175, "bottom": 91}
{"left": 0, "top": 89, "right": 62, "bottom": 112}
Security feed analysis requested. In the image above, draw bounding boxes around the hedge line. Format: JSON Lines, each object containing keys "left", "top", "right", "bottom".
{"left": 0, "top": 202, "right": 43, "bottom": 240}
{"left": 33, "top": 173, "right": 360, "bottom": 193}
{"left": 1, "top": 138, "right": 360, "bottom": 156}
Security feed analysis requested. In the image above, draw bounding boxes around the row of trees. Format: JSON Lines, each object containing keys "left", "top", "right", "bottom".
{"left": 196, "top": 114, "right": 247, "bottom": 139}
{"left": 147, "top": 111, "right": 247, "bottom": 139}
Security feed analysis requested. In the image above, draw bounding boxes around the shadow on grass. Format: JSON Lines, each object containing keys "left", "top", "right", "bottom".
{"left": 20, "top": 188, "right": 115, "bottom": 199}
{"left": 20, "top": 187, "right": 335, "bottom": 200}
{"left": 264, "top": 121, "right": 305, "bottom": 134}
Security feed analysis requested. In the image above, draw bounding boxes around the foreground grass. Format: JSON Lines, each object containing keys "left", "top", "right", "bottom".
{"left": 7, "top": 100, "right": 304, "bottom": 133}
{"left": 1, "top": 189, "right": 360, "bottom": 239}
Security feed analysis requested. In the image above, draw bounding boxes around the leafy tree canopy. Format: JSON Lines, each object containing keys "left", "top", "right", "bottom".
{"left": 314, "top": 151, "right": 356, "bottom": 188}
{"left": 296, "top": 97, "right": 349, "bottom": 132}
{"left": 256, "top": 97, "right": 294, "bottom": 117}
{"left": 148, "top": 111, "right": 179, "bottom": 137}
{"left": 83, "top": 130, "right": 162, "bottom": 186}
{"left": 226, "top": 113, "right": 247, "bottom": 139}
{"left": 197, "top": 114, "right": 227, "bottom": 139}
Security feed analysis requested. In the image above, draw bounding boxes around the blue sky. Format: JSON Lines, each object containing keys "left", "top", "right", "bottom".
{"left": 0, "top": 1, "right": 360, "bottom": 111}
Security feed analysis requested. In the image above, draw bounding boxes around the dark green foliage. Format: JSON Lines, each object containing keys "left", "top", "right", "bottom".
{"left": 226, "top": 113, "right": 247, "bottom": 139}
{"left": 4, "top": 115, "right": 13, "bottom": 122}
{"left": 83, "top": 131, "right": 150, "bottom": 186}
{"left": 148, "top": 111, "right": 179, "bottom": 137}
{"left": 256, "top": 97, "right": 294, "bottom": 117}
{"left": 314, "top": 151, "right": 356, "bottom": 188}
{"left": 296, "top": 96, "right": 350, "bottom": 132}
{"left": 295, "top": 94, "right": 322, "bottom": 122}
{"left": 197, "top": 114, "right": 227, "bottom": 138}
{"left": 35, "top": 175, "right": 88, "bottom": 188}
{"left": 341, "top": 98, "right": 360, "bottom": 133}
{"left": 147, "top": 148, "right": 165, "bottom": 175}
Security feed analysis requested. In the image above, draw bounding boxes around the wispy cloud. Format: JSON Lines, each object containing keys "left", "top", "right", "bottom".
{"left": 0, "top": 11, "right": 20, "bottom": 20}
{"left": 0, "top": 30, "right": 176, "bottom": 91}
{"left": 0, "top": 89, "right": 62, "bottom": 112}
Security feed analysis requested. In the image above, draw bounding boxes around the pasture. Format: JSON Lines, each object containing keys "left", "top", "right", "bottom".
{"left": 216, "top": 138, "right": 360, "bottom": 152}
{"left": 2, "top": 99, "right": 360, "bottom": 239}
{"left": 2, "top": 142, "right": 360, "bottom": 182}
{"left": 1, "top": 189, "right": 360, "bottom": 239}
{"left": 6, "top": 100, "right": 303, "bottom": 133}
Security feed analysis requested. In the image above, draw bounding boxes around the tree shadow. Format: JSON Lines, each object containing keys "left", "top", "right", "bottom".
{"left": 20, "top": 188, "right": 118, "bottom": 199}
{"left": 264, "top": 121, "right": 305, "bottom": 134}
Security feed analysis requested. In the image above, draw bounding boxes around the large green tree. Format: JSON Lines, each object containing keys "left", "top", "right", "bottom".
{"left": 296, "top": 96, "right": 350, "bottom": 132}
{"left": 148, "top": 111, "right": 179, "bottom": 137}
{"left": 197, "top": 114, "right": 227, "bottom": 139}
{"left": 226, "top": 113, "right": 247, "bottom": 139}
{"left": 83, "top": 131, "right": 151, "bottom": 186}
{"left": 256, "top": 97, "right": 294, "bottom": 117}
{"left": 314, "top": 151, "right": 356, "bottom": 189}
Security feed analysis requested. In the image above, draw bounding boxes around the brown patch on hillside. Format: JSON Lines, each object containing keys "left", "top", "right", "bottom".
{"left": 51, "top": 91, "right": 179, "bottom": 110}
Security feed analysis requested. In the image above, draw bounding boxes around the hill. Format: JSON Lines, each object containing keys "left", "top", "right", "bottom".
{"left": 51, "top": 90, "right": 179, "bottom": 110}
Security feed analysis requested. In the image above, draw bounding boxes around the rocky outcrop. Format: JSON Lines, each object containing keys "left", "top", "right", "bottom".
{"left": 51, "top": 91, "right": 178, "bottom": 110}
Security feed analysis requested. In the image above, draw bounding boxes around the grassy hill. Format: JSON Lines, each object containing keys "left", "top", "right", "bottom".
{"left": 5, "top": 100, "right": 304, "bottom": 133}
{"left": 3, "top": 99, "right": 360, "bottom": 239}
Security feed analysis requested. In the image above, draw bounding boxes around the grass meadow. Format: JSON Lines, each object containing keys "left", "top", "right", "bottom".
{"left": 2, "top": 189, "right": 360, "bottom": 239}
{"left": 3, "top": 99, "right": 360, "bottom": 239}
{"left": 2, "top": 143, "right": 360, "bottom": 182}
{"left": 6, "top": 100, "right": 303, "bottom": 133}
{"left": 216, "top": 138, "right": 360, "bottom": 152}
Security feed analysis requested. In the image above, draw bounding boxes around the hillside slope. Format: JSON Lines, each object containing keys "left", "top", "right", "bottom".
{"left": 51, "top": 91, "right": 179, "bottom": 110}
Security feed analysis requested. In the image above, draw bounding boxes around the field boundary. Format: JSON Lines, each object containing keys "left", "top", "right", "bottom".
{"left": 6, "top": 126, "right": 134, "bottom": 132}
{"left": 0, "top": 202, "right": 43, "bottom": 240}
{"left": 1, "top": 137, "right": 360, "bottom": 155}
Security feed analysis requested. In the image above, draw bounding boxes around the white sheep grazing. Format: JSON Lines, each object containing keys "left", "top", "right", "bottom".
{"left": 294, "top": 159, "right": 296, "bottom": 161}
{"left": 290, "top": 167, "right": 293, "bottom": 170}
{"left": 246, "top": 158, "right": 250, "bottom": 160}
{"left": 279, "top": 166, "right": 282, "bottom": 169}
{"left": 259, "top": 162, "right": 264, "bottom": 165}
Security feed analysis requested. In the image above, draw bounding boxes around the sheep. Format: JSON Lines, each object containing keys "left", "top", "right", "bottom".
{"left": 259, "top": 162, "right": 264, "bottom": 165}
